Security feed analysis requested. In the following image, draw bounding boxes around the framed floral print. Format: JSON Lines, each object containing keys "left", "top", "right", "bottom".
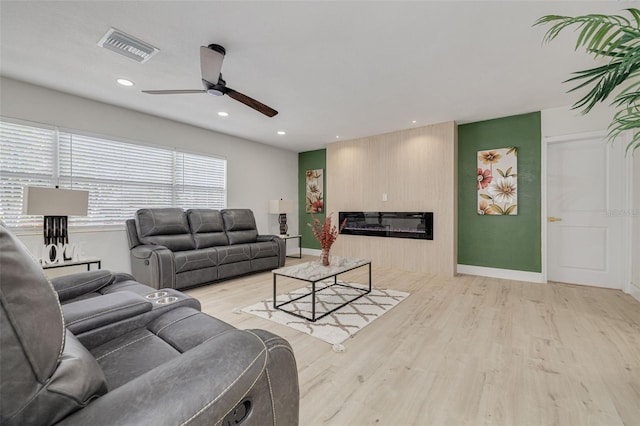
{"left": 477, "top": 147, "right": 517, "bottom": 215}
{"left": 306, "top": 169, "right": 323, "bottom": 213}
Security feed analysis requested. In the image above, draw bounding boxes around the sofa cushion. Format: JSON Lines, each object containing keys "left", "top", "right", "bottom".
{"left": 222, "top": 209, "right": 258, "bottom": 244}
{"left": 187, "top": 209, "right": 229, "bottom": 248}
{"left": 90, "top": 307, "right": 237, "bottom": 390}
{"left": 250, "top": 241, "right": 279, "bottom": 260}
{"left": 174, "top": 248, "right": 219, "bottom": 273}
{"left": 135, "top": 208, "right": 195, "bottom": 251}
{"left": 217, "top": 245, "right": 252, "bottom": 265}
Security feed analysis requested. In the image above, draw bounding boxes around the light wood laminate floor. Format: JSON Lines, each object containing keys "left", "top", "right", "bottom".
{"left": 186, "top": 256, "right": 640, "bottom": 426}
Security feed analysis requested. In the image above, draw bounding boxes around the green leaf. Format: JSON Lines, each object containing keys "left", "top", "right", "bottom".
{"left": 505, "top": 204, "right": 517, "bottom": 215}
{"left": 536, "top": 8, "right": 640, "bottom": 153}
{"left": 506, "top": 166, "right": 512, "bottom": 176}
{"left": 480, "top": 194, "right": 493, "bottom": 200}
{"left": 497, "top": 168, "right": 505, "bottom": 177}
{"left": 490, "top": 204, "right": 504, "bottom": 214}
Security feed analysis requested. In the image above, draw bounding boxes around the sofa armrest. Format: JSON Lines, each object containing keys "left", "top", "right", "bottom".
{"left": 63, "top": 292, "right": 153, "bottom": 335}
{"left": 50, "top": 270, "right": 115, "bottom": 303}
{"left": 58, "top": 329, "right": 299, "bottom": 426}
{"left": 129, "top": 245, "right": 175, "bottom": 289}
{"left": 257, "top": 234, "right": 286, "bottom": 267}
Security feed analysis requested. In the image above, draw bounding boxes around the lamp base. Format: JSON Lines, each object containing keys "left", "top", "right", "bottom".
{"left": 43, "top": 216, "right": 70, "bottom": 261}
{"left": 278, "top": 213, "right": 288, "bottom": 236}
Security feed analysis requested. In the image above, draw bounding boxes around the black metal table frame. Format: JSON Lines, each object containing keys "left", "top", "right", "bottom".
{"left": 42, "top": 258, "right": 101, "bottom": 271}
{"left": 273, "top": 261, "right": 371, "bottom": 322}
{"left": 282, "top": 235, "right": 302, "bottom": 259}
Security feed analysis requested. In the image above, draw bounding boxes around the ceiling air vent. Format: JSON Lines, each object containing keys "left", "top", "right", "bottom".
{"left": 97, "top": 28, "right": 159, "bottom": 63}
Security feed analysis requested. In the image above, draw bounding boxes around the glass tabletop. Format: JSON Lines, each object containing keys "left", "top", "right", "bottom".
{"left": 273, "top": 256, "right": 370, "bottom": 281}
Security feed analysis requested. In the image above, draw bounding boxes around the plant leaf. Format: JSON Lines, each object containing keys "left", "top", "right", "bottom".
{"left": 490, "top": 204, "right": 504, "bottom": 214}
{"left": 480, "top": 194, "right": 493, "bottom": 200}
{"left": 536, "top": 8, "right": 640, "bottom": 153}
{"left": 497, "top": 168, "right": 505, "bottom": 177}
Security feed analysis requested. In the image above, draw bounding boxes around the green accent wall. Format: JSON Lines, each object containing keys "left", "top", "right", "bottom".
{"left": 298, "top": 149, "right": 326, "bottom": 249}
{"left": 458, "top": 112, "right": 542, "bottom": 272}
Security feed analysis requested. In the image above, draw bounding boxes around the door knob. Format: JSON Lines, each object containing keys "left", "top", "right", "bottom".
{"left": 548, "top": 216, "right": 562, "bottom": 222}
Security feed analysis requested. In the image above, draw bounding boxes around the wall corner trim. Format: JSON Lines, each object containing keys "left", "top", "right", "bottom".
{"left": 457, "top": 264, "right": 545, "bottom": 283}
{"left": 628, "top": 282, "right": 640, "bottom": 303}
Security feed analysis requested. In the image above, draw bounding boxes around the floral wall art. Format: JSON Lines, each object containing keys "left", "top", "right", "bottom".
{"left": 306, "top": 168, "right": 324, "bottom": 213}
{"left": 477, "top": 147, "right": 518, "bottom": 215}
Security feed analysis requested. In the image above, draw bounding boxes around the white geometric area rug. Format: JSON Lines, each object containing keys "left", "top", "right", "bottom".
{"left": 241, "top": 280, "right": 409, "bottom": 350}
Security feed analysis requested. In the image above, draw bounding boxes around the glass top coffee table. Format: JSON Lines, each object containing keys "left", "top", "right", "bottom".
{"left": 272, "top": 256, "right": 371, "bottom": 322}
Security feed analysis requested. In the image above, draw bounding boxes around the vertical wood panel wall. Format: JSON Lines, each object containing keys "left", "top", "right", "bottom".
{"left": 326, "top": 121, "right": 457, "bottom": 276}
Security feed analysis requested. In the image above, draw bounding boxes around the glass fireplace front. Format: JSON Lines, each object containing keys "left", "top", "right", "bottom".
{"left": 339, "top": 212, "right": 433, "bottom": 240}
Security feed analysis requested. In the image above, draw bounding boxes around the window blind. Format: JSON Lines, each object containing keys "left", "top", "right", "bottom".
{"left": 0, "top": 117, "right": 227, "bottom": 229}
{"left": 0, "top": 121, "right": 56, "bottom": 228}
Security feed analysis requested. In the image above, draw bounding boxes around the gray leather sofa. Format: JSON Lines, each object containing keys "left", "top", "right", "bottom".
{"left": 0, "top": 223, "right": 299, "bottom": 425}
{"left": 126, "top": 208, "right": 285, "bottom": 289}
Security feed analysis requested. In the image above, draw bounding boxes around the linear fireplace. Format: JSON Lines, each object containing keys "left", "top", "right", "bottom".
{"left": 339, "top": 211, "right": 433, "bottom": 240}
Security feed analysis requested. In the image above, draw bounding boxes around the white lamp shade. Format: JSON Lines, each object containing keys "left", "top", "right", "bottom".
{"left": 23, "top": 186, "right": 89, "bottom": 216}
{"left": 269, "top": 199, "right": 293, "bottom": 214}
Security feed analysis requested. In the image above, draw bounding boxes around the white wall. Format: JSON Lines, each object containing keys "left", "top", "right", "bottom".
{"left": 1, "top": 77, "right": 299, "bottom": 273}
{"left": 542, "top": 104, "right": 637, "bottom": 300}
{"left": 632, "top": 153, "right": 640, "bottom": 300}
{"left": 541, "top": 104, "right": 613, "bottom": 137}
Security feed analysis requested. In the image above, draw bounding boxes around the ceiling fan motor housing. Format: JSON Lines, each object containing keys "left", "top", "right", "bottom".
{"left": 208, "top": 44, "right": 226, "bottom": 56}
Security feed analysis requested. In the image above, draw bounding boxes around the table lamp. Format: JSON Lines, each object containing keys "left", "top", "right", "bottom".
{"left": 23, "top": 186, "right": 89, "bottom": 258}
{"left": 270, "top": 199, "right": 293, "bottom": 236}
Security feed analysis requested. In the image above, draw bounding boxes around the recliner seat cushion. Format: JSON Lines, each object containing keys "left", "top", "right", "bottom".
{"left": 187, "top": 209, "right": 229, "bottom": 248}
{"left": 174, "top": 248, "right": 219, "bottom": 273}
{"left": 250, "top": 241, "right": 279, "bottom": 259}
{"left": 217, "top": 245, "right": 252, "bottom": 265}
{"left": 135, "top": 208, "right": 195, "bottom": 251}
{"left": 90, "top": 307, "right": 235, "bottom": 390}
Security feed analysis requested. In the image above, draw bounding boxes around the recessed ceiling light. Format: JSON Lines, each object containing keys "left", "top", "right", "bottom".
{"left": 412, "top": 120, "right": 417, "bottom": 124}
{"left": 335, "top": 136, "right": 340, "bottom": 139}
{"left": 116, "top": 78, "right": 134, "bottom": 87}
{"left": 277, "top": 131, "right": 286, "bottom": 135}
{"left": 217, "top": 111, "right": 229, "bottom": 117}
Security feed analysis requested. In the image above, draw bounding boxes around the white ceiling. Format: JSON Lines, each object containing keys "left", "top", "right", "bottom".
{"left": 0, "top": 1, "right": 632, "bottom": 152}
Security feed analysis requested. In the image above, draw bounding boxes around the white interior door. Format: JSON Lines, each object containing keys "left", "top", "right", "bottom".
{"left": 547, "top": 133, "right": 626, "bottom": 289}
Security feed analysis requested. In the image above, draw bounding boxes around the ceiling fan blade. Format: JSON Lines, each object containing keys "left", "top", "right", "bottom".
{"left": 142, "top": 90, "right": 206, "bottom": 95}
{"left": 200, "top": 46, "right": 224, "bottom": 85}
{"left": 226, "top": 88, "right": 278, "bottom": 117}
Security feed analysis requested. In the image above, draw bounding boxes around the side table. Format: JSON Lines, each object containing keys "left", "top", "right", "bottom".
{"left": 278, "top": 235, "right": 302, "bottom": 259}
{"left": 42, "top": 257, "right": 102, "bottom": 271}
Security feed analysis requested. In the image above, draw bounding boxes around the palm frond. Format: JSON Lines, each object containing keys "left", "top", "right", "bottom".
{"left": 536, "top": 8, "right": 640, "bottom": 152}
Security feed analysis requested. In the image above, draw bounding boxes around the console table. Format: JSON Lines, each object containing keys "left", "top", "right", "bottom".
{"left": 272, "top": 256, "right": 371, "bottom": 322}
{"left": 42, "top": 257, "right": 101, "bottom": 271}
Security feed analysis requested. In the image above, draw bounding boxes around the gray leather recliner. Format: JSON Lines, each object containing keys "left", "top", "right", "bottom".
{"left": 0, "top": 223, "right": 299, "bottom": 425}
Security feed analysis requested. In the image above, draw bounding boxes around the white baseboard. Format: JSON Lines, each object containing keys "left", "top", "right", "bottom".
{"left": 301, "top": 248, "right": 322, "bottom": 256}
{"left": 457, "top": 264, "right": 546, "bottom": 283}
{"left": 629, "top": 282, "right": 640, "bottom": 303}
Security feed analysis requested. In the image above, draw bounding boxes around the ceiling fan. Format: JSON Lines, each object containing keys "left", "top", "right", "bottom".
{"left": 142, "top": 44, "right": 278, "bottom": 117}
